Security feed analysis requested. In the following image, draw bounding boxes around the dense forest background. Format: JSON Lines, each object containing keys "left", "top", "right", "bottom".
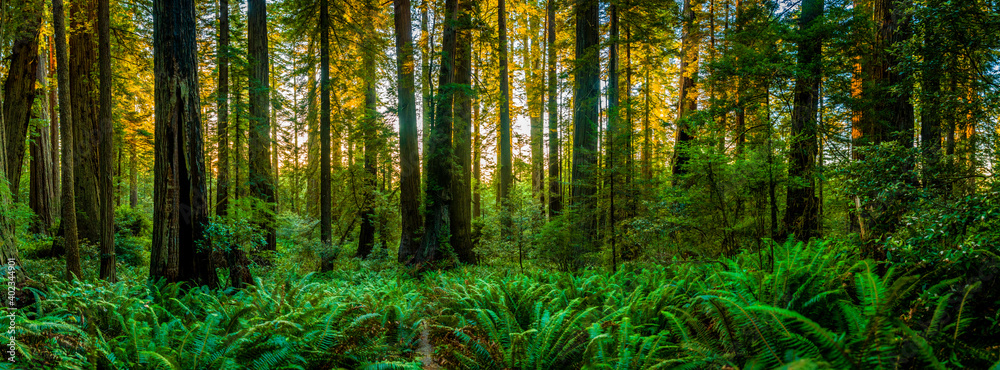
{"left": 1, "top": 0, "right": 1000, "bottom": 368}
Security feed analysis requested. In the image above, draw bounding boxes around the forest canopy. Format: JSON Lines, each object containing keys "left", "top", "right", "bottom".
{"left": 1, "top": 0, "right": 1000, "bottom": 368}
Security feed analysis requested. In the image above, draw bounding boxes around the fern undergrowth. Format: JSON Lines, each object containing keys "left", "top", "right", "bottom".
{"left": 7, "top": 239, "right": 999, "bottom": 369}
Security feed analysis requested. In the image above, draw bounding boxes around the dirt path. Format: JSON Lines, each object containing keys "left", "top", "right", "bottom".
{"left": 418, "top": 322, "right": 439, "bottom": 369}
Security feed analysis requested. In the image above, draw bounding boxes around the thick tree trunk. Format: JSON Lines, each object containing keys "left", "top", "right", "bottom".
{"left": 70, "top": 0, "right": 101, "bottom": 244}
{"left": 784, "top": 0, "right": 824, "bottom": 241}
{"left": 248, "top": 0, "right": 276, "bottom": 251}
{"left": 216, "top": 0, "right": 230, "bottom": 218}
{"left": 870, "top": 0, "right": 914, "bottom": 148}
{"left": 98, "top": 0, "right": 116, "bottom": 282}
{"left": 546, "top": 0, "right": 560, "bottom": 217}
{"left": 395, "top": 0, "right": 422, "bottom": 262}
{"left": 356, "top": 43, "right": 379, "bottom": 259}
{"left": 450, "top": 0, "right": 475, "bottom": 263}
{"left": 150, "top": 0, "right": 216, "bottom": 288}
{"left": 3, "top": 0, "right": 42, "bottom": 200}
{"left": 407, "top": 0, "right": 458, "bottom": 266}
{"left": 53, "top": 0, "right": 82, "bottom": 280}
{"left": 571, "top": 0, "right": 600, "bottom": 251}
{"left": 671, "top": 0, "right": 699, "bottom": 186}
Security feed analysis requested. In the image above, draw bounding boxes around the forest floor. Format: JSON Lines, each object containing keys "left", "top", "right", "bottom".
{"left": 9, "top": 237, "right": 1000, "bottom": 369}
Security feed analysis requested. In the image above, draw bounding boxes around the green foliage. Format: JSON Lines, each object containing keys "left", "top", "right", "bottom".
{"left": 890, "top": 189, "right": 1000, "bottom": 270}
{"left": 13, "top": 238, "right": 1000, "bottom": 369}
{"left": 202, "top": 217, "right": 267, "bottom": 256}
{"left": 115, "top": 205, "right": 152, "bottom": 238}
{"left": 476, "top": 182, "right": 545, "bottom": 268}
{"left": 837, "top": 143, "right": 923, "bottom": 243}
{"left": 114, "top": 233, "right": 149, "bottom": 267}
{"left": 15, "top": 270, "right": 424, "bottom": 369}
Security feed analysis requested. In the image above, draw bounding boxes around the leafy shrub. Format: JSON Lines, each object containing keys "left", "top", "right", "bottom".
{"left": 115, "top": 205, "right": 152, "bottom": 237}
{"left": 115, "top": 234, "right": 149, "bottom": 266}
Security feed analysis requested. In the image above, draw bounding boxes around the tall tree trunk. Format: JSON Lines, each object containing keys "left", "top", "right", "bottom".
{"left": 498, "top": 0, "right": 513, "bottom": 209}
{"left": 870, "top": 0, "right": 914, "bottom": 148}
{"left": 450, "top": 0, "right": 475, "bottom": 263}
{"left": 49, "top": 37, "right": 60, "bottom": 201}
{"left": 30, "top": 44, "right": 56, "bottom": 235}
{"left": 98, "top": 0, "right": 116, "bottom": 282}
{"left": 473, "top": 77, "right": 482, "bottom": 219}
{"left": 420, "top": 0, "right": 434, "bottom": 185}
{"left": 671, "top": 0, "right": 699, "bottom": 186}
{"left": 408, "top": 0, "right": 458, "bottom": 266}
{"left": 528, "top": 8, "right": 544, "bottom": 207}
{"left": 356, "top": 30, "right": 379, "bottom": 259}
{"left": 151, "top": 0, "right": 216, "bottom": 287}
{"left": 607, "top": 0, "right": 619, "bottom": 267}
{"left": 53, "top": 0, "right": 82, "bottom": 280}
{"left": 70, "top": 0, "right": 101, "bottom": 244}
{"left": 319, "top": 0, "right": 332, "bottom": 245}
{"left": 216, "top": 0, "right": 230, "bottom": 217}
{"left": 306, "top": 50, "right": 319, "bottom": 218}
{"left": 571, "top": 0, "right": 599, "bottom": 268}
{"left": 546, "top": 0, "right": 560, "bottom": 217}
{"left": 784, "top": 0, "right": 824, "bottom": 240}
{"left": 248, "top": 0, "right": 276, "bottom": 251}
{"left": 395, "top": 0, "right": 422, "bottom": 262}
{"left": 3, "top": 0, "right": 42, "bottom": 200}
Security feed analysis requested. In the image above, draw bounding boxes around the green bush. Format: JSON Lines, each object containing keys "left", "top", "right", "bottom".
{"left": 114, "top": 234, "right": 149, "bottom": 267}
{"left": 115, "top": 205, "right": 152, "bottom": 237}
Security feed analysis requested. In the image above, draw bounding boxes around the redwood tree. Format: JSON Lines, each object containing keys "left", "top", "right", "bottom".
{"left": 98, "top": 0, "right": 116, "bottom": 281}
{"left": 546, "top": 0, "right": 560, "bottom": 217}
{"left": 570, "top": 0, "right": 600, "bottom": 261}
{"left": 3, "top": 0, "right": 42, "bottom": 198}
{"left": 248, "top": 0, "right": 276, "bottom": 251}
{"left": 671, "top": 0, "right": 699, "bottom": 186}
{"left": 150, "top": 0, "right": 216, "bottom": 287}
{"left": 407, "top": 0, "right": 459, "bottom": 266}
{"left": 70, "top": 0, "right": 101, "bottom": 244}
{"left": 498, "top": 0, "right": 513, "bottom": 208}
{"left": 395, "top": 0, "right": 422, "bottom": 263}
{"left": 451, "top": 0, "right": 475, "bottom": 263}
{"left": 53, "top": 0, "right": 82, "bottom": 280}
{"left": 216, "top": 0, "right": 231, "bottom": 218}
{"left": 784, "top": 0, "right": 825, "bottom": 240}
